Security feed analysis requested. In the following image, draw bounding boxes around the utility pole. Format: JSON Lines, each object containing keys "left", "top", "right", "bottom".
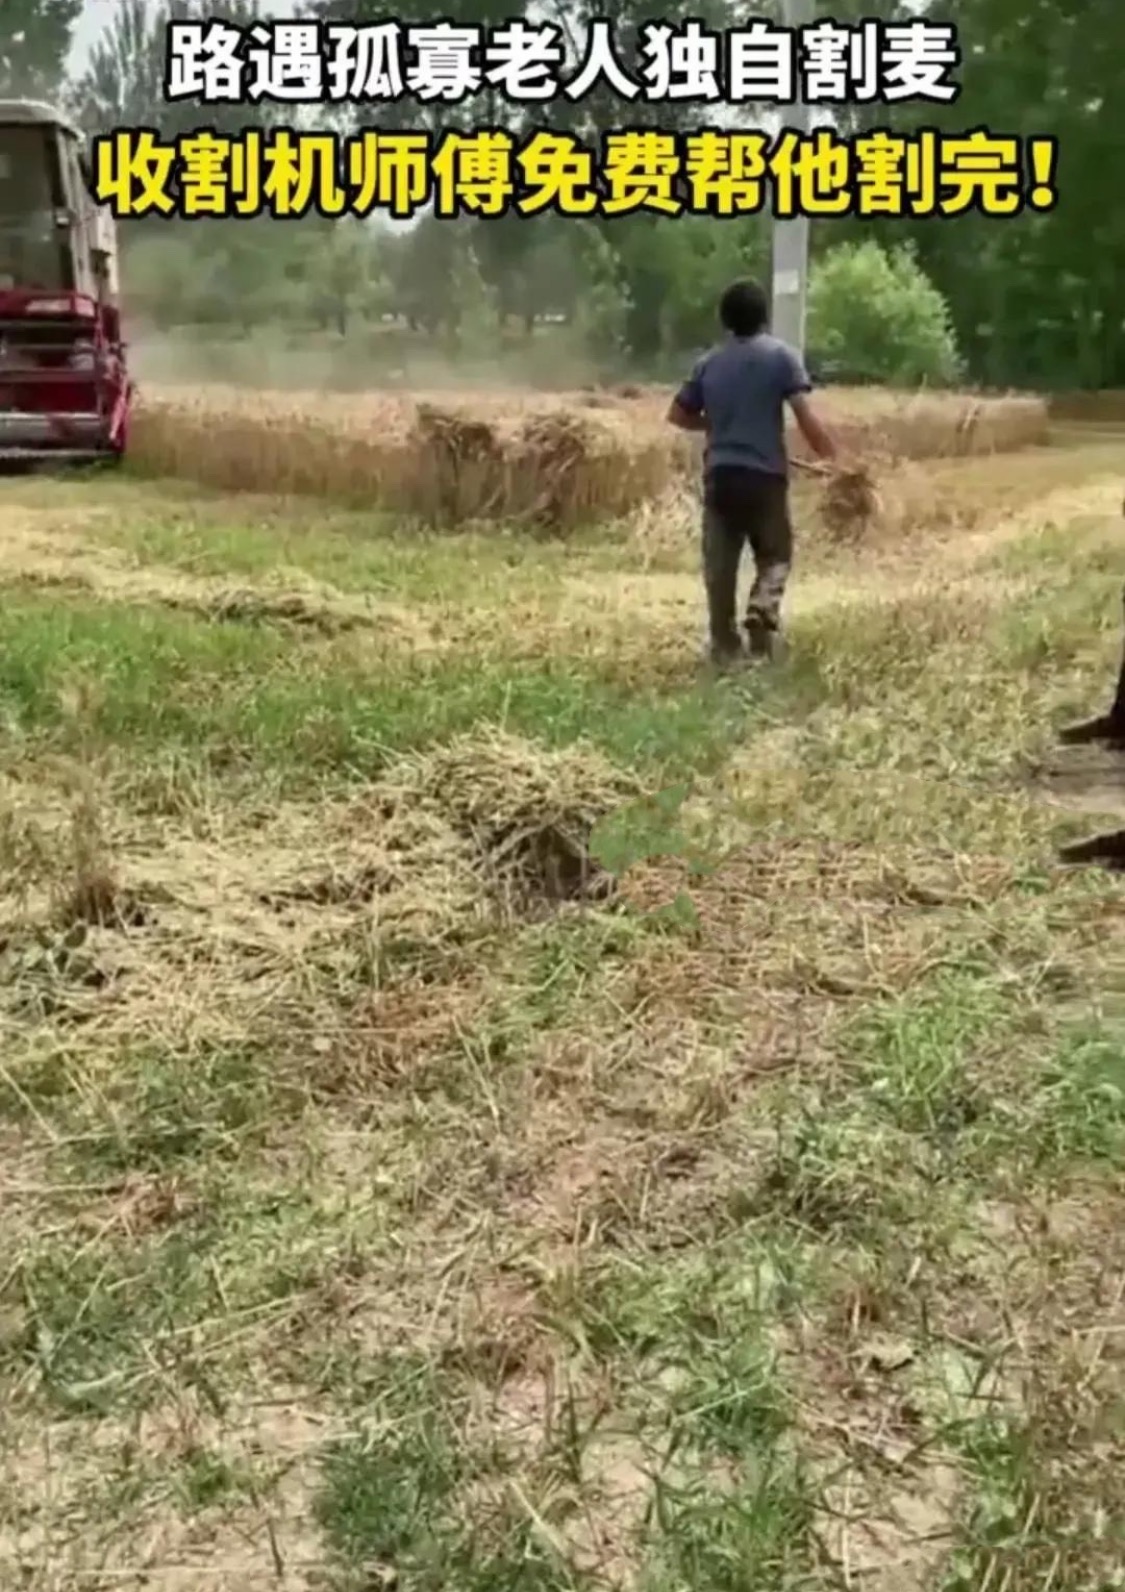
{"left": 770, "top": 0, "right": 813, "bottom": 353}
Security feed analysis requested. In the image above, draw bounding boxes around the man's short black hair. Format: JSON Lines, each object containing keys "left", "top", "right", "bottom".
{"left": 719, "top": 279, "right": 769, "bottom": 337}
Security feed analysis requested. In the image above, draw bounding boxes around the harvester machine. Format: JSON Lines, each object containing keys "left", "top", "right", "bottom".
{"left": 0, "top": 100, "right": 132, "bottom": 466}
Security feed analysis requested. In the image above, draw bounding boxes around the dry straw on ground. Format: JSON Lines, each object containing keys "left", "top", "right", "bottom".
{"left": 131, "top": 383, "right": 1049, "bottom": 530}
{"left": 382, "top": 726, "right": 643, "bottom": 908}
{"left": 0, "top": 729, "right": 641, "bottom": 1051}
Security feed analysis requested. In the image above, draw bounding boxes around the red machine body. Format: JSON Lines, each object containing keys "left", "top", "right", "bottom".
{"left": 0, "top": 101, "right": 133, "bottom": 464}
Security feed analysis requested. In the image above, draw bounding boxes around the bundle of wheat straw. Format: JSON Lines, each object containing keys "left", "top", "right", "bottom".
{"left": 821, "top": 465, "right": 882, "bottom": 538}
{"left": 796, "top": 458, "right": 882, "bottom": 542}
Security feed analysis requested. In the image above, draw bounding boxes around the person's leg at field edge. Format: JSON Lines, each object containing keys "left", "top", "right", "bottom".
{"left": 1059, "top": 584, "right": 1125, "bottom": 746}
{"left": 701, "top": 491, "right": 745, "bottom": 664}
{"left": 744, "top": 472, "right": 793, "bottom": 658}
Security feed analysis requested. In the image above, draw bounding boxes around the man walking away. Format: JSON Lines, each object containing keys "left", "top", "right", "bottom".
{"left": 667, "top": 278, "right": 838, "bottom": 665}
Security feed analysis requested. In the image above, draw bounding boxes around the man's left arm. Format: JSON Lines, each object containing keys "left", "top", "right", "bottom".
{"left": 667, "top": 358, "right": 707, "bottom": 432}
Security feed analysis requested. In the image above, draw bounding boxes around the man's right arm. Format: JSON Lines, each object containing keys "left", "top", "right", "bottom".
{"left": 780, "top": 345, "right": 838, "bottom": 463}
{"left": 789, "top": 393, "right": 838, "bottom": 462}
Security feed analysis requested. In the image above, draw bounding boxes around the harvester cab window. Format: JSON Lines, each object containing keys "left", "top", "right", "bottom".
{"left": 0, "top": 122, "right": 70, "bottom": 290}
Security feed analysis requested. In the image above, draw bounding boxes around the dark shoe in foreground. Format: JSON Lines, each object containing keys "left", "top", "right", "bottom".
{"left": 1058, "top": 713, "right": 1125, "bottom": 748}
{"left": 745, "top": 617, "right": 780, "bottom": 661}
{"left": 1059, "top": 827, "right": 1125, "bottom": 870}
{"left": 708, "top": 636, "right": 744, "bottom": 672}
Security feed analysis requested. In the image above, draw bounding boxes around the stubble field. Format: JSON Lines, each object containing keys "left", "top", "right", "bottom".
{"left": 0, "top": 385, "right": 1123, "bottom": 1590}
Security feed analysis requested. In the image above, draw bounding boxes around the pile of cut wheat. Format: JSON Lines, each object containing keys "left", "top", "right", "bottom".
{"left": 130, "top": 383, "right": 1050, "bottom": 528}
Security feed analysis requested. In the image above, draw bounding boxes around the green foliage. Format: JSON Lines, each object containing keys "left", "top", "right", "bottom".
{"left": 75, "top": 0, "right": 267, "bottom": 136}
{"left": 304, "top": 217, "right": 390, "bottom": 333}
{"left": 121, "top": 216, "right": 968, "bottom": 392}
{"left": 606, "top": 219, "right": 679, "bottom": 361}
{"left": 474, "top": 213, "right": 588, "bottom": 329}
{"left": 659, "top": 215, "right": 768, "bottom": 355}
{"left": 570, "top": 222, "right": 630, "bottom": 356}
{"left": 576, "top": 214, "right": 764, "bottom": 364}
{"left": 836, "top": 0, "right": 1125, "bottom": 388}
{"left": 807, "top": 239, "right": 962, "bottom": 386}
{"left": 387, "top": 215, "right": 460, "bottom": 335}
{"left": 122, "top": 216, "right": 390, "bottom": 334}
{"left": 447, "top": 234, "right": 503, "bottom": 355}
{"left": 0, "top": 0, "right": 80, "bottom": 101}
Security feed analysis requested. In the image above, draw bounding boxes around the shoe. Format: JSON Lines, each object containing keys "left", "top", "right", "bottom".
{"left": 1058, "top": 713, "right": 1125, "bottom": 748}
{"left": 745, "top": 617, "right": 778, "bottom": 660}
{"left": 708, "top": 635, "right": 744, "bottom": 671}
{"left": 1059, "top": 827, "right": 1125, "bottom": 869}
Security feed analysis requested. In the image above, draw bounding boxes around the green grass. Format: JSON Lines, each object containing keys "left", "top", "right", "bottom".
{"left": 89, "top": 481, "right": 655, "bottom": 590}
{"left": 315, "top": 1365, "right": 466, "bottom": 1578}
{"left": 2, "top": 472, "right": 1125, "bottom": 1588}
{"left": 315, "top": 1355, "right": 600, "bottom": 1591}
{"left": 0, "top": 589, "right": 806, "bottom": 793}
{"left": 95, "top": 503, "right": 592, "bottom": 597}
{"left": 9, "top": 1176, "right": 337, "bottom": 1411}
{"left": 984, "top": 515, "right": 1125, "bottom": 579}
{"left": 0, "top": 1040, "right": 279, "bottom": 1173}
{"left": 174, "top": 1446, "right": 257, "bottom": 1513}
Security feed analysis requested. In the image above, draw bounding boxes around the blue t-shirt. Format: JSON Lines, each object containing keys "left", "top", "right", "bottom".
{"left": 675, "top": 333, "right": 812, "bottom": 478}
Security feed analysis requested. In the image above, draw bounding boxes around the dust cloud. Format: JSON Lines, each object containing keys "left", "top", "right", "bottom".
{"left": 127, "top": 322, "right": 606, "bottom": 397}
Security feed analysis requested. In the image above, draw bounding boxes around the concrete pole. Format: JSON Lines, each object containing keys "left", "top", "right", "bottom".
{"left": 770, "top": 0, "right": 814, "bottom": 353}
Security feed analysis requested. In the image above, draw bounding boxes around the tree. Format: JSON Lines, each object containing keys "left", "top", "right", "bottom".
{"left": 75, "top": 0, "right": 268, "bottom": 136}
{"left": 570, "top": 223, "right": 629, "bottom": 355}
{"left": 305, "top": 218, "right": 386, "bottom": 334}
{"left": 824, "top": 0, "right": 1125, "bottom": 388}
{"left": 471, "top": 213, "right": 588, "bottom": 331}
{"left": 72, "top": 0, "right": 169, "bottom": 132}
{"left": 807, "top": 240, "right": 961, "bottom": 386}
{"left": 0, "top": 0, "right": 81, "bottom": 102}
{"left": 384, "top": 217, "right": 448, "bottom": 335}
{"left": 659, "top": 214, "right": 768, "bottom": 355}
{"left": 317, "top": 0, "right": 748, "bottom": 362}
{"left": 316, "top": 0, "right": 530, "bottom": 136}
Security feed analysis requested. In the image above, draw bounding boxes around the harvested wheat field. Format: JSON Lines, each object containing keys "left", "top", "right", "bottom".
{"left": 131, "top": 383, "right": 1050, "bottom": 529}
{"left": 1, "top": 425, "right": 1124, "bottom": 1592}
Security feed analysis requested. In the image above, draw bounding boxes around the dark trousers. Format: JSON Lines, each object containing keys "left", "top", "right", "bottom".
{"left": 702, "top": 466, "right": 793, "bottom": 654}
